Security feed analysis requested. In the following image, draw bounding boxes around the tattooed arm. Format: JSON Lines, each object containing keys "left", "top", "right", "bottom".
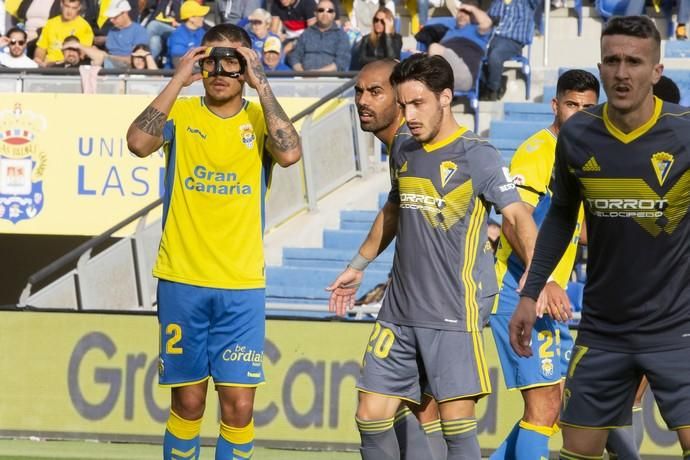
{"left": 127, "top": 47, "right": 206, "bottom": 157}
{"left": 236, "top": 47, "right": 302, "bottom": 168}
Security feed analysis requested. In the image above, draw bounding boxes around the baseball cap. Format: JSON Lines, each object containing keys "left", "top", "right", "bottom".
{"left": 180, "top": 0, "right": 210, "bottom": 20}
{"left": 263, "top": 36, "right": 282, "bottom": 54}
{"left": 105, "top": 0, "right": 131, "bottom": 18}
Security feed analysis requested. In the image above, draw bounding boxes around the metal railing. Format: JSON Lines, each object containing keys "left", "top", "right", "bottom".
{"left": 18, "top": 76, "right": 370, "bottom": 310}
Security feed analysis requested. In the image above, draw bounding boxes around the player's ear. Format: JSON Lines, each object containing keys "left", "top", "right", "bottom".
{"left": 440, "top": 88, "right": 453, "bottom": 108}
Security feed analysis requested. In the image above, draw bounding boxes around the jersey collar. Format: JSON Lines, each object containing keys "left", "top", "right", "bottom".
{"left": 423, "top": 126, "right": 468, "bottom": 153}
{"left": 602, "top": 96, "right": 662, "bottom": 145}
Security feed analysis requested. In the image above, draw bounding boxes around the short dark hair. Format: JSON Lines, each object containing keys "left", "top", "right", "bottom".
{"left": 557, "top": 69, "right": 600, "bottom": 99}
{"left": 6, "top": 27, "right": 27, "bottom": 40}
{"left": 653, "top": 75, "right": 681, "bottom": 103}
{"left": 202, "top": 23, "right": 252, "bottom": 48}
{"left": 602, "top": 16, "right": 660, "bottom": 46}
{"left": 63, "top": 35, "right": 80, "bottom": 44}
{"left": 390, "top": 54, "right": 454, "bottom": 95}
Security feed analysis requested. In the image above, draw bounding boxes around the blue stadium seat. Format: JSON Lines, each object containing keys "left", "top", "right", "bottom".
{"left": 566, "top": 281, "right": 585, "bottom": 312}
{"left": 503, "top": 102, "right": 553, "bottom": 122}
{"left": 665, "top": 40, "right": 690, "bottom": 58}
{"left": 596, "top": 0, "right": 630, "bottom": 22}
{"left": 489, "top": 120, "right": 538, "bottom": 140}
{"left": 510, "top": 42, "right": 532, "bottom": 100}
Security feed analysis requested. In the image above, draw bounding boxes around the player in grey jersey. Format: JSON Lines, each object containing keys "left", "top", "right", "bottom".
{"left": 328, "top": 54, "right": 538, "bottom": 460}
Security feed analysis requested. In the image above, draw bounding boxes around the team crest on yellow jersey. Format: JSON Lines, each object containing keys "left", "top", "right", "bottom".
{"left": 440, "top": 161, "right": 457, "bottom": 187}
{"left": 239, "top": 123, "right": 256, "bottom": 149}
{"left": 651, "top": 152, "right": 674, "bottom": 186}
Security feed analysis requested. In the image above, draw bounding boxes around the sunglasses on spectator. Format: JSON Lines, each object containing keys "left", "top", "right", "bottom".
{"left": 373, "top": 17, "right": 386, "bottom": 23}
{"left": 9, "top": 39, "right": 26, "bottom": 46}
{"left": 316, "top": 7, "right": 335, "bottom": 13}
{"left": 249, "top": 19, "right": 263, "bottom": 25}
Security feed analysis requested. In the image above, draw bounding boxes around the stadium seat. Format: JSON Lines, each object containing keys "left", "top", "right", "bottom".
{"left": 503, "top": 102, "right": 553, "bottom": 122}
{"left": 566, "top": 281, "right": 585, "bottom": 312}
{"left": 596, "top": 0, "right": 630, "bottom": 22}
{"left": 509, "top": 42, "right": 532, "bottom": 100}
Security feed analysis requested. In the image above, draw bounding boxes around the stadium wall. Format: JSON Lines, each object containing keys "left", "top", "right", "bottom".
{"left": 0, "top": 310, "right": 680, "bottom": 456}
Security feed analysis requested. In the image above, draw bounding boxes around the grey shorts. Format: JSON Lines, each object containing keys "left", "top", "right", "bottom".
{"left": 562, "top": 343, "right": 690, "bottom": 430}
{"left": 356, "top": 320, "right": 492, "bottom": 404}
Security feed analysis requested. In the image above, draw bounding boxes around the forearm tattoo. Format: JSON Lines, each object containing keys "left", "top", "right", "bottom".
{"left": 133, "top": 106, "right": 166, "bottom": 137}
{"left": 261, "top": 87, "right": 300, "bottom": 152}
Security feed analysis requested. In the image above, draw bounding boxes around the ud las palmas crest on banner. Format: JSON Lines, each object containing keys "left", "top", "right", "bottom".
{"left": 0, "top": 103, "right": 47, "bottom": 224}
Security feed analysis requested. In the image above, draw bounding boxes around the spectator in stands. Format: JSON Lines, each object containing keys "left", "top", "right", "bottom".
{"left": 481, "top": 0, "right": 537, "bottom": 101}
{"left": 262, "top": 35, "right": 290, "bottom": 70}
{"left": 33, "top": 0, "right": 94, "bottom": 67}
{"left": 270, "top": 0, "right": 315, "bottom": 53}
{"left": 0, "top": 27, "right": 38, "bottom": 67}
{"left": 356, "top": 7, "right": 401, "bottom": 68}
{"left": 288, "top": 0, "right": 351, "bottom": 71}
{"left": 130, "top": 43, "right": 158, "bottom": 69}
{"left": 246, "top": 8, "right": 280, "bottom": 59}
{"left": 15, "top": 0, "right": 60, "bottom": 43}
{"left": 215, "top": 0, "right": 261, "bottom": 25}
{"left": 427, "top": 0, "right": 492, "bottom": 92}
{"left": 103, "top": 0, "right": 149, "bottom": 69}
{"left": 167, "top": 0, "right": 208, "bottom": 68}
{"left": 144, "top": 0, "right": 181, "bottom": 59}
{"left": 350, "top": 0, "right": 395, "bottom": 35}
{"left": 50, "top": 35, "right": 96, "bottom": 66}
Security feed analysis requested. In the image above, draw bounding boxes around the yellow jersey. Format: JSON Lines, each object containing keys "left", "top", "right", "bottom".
{"left": 153, "top": 97, "right": 273, "bottom": 289}
{"left": 36, "top": 16, "right": 94, "bottom": 62}
{"left": 494, "top": 128, "right": 583, "bottom": 312}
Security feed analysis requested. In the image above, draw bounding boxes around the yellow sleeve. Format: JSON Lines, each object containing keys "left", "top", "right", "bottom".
{"left": 36, "top": 23, "right": 50, "bottom": 50}
{"left": 77, "top": 18, "right": 95, "bottom": 46}
{"left": 509, "top": 131, "right": 555, "bottom": 208}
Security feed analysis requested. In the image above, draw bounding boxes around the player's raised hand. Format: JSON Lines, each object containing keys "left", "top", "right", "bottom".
{"left": 234, "top": 46, "right": 266, "bottom": 90}
{"left": 171, "top": 46, "right": 206, "bottom": 87}
{"left": 509, "top": 296, "right": 537, "bottom": 357}
{"left": 326, "top": 268, "right": 363, "bottom": 317}
{"left": 536, "top": 281, "right": 572, "bottom": 322}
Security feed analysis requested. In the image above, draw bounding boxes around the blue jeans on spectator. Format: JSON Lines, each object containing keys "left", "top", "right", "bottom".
{"left": 485, "top": 35, "right": 523, "bottom": 93}
{"left": 418, "top": 0, "right": 429, "bottom": 26}
{"left": 147, "top": 20, "right": 175, "bottom": 58}
{"left": 679, "top": 0, "right": 690, "bottom": 24}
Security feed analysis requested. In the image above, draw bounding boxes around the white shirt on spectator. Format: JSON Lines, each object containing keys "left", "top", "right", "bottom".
{"left": 0, "top": 52, "right": 39, "bottom": 68}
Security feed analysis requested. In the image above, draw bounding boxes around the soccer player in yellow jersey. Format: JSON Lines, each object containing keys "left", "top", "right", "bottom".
{"left": 490, "top": 69, "right": 599, "bottom": 460}
{"left": 126, "top": 23, "right": 301, "bottom": 460}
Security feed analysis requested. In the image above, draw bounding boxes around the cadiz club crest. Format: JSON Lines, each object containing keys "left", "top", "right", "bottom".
{"left": 0, "top": 103, "right": 47, "bottom": 224}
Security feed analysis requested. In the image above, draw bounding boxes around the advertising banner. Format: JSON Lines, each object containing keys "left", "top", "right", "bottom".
{"left": 0, "top": 94, "right": 316, "bottom": 237}
{"left": 0, "top": 311, "right": 680, "bottom": 455}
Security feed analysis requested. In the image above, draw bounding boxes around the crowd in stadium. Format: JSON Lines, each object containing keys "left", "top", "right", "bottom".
{"left": 0, "top": 0, "right": 587, "bottom": 100}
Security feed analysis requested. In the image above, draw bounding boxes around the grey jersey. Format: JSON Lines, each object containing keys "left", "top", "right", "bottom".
{"left": 379, "top": 127, "right": 520, "bottom": 331}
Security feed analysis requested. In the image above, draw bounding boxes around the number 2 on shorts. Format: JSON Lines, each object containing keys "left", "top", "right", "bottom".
{"left": 165, "top": 323, "right": 184, "bottom": 355}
